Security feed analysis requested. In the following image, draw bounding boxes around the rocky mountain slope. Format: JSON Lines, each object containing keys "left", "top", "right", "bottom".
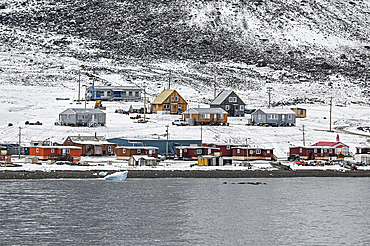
{"left": 1, "top": 0, "right": 370, "bottom": 105}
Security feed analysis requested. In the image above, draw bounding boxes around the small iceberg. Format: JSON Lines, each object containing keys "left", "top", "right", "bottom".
{"left": 104, "top": 171, "right": 128, "bottom": 181}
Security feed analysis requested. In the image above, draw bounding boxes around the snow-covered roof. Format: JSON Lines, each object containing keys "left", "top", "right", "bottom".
{"left": 68, "top": 136, "right": 106, "bottom": 142}
{"left": 88, "top": 86, "right": 141, "bottom": 90}
{"left": 30, "top": 146, "right": 81, "bottom": 149}
{"left": 211, "top": 90, "right": 233, "bottom": 105}
{"left": 211, "top": 90, "right": 245, "bottom": 105}
{"left": 254, "top": 108, "right": 296, "bottom": 114}
{"left": 130, "top": 155, "right": 156, "bottom": 161}
{"left": 183, "top": 107, "right": 227, "bottom": 115}
{"left": 116, "top": 146, "right": 158, "bottom": 150}
{"left": 231, "top": 147, "right": 274, "bottom": 150}
{"left": 176, "top": 146, "right": 219, "bottom": 150}
{"left": 60, "top": 108, "right": 105, "bottom": 115}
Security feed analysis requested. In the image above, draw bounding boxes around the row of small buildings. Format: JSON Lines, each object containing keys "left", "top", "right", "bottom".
{"left": 2, "top": 134, "right": 369, "bottom": 166}
{"left": 59, "top": 86, "right": 304, "bottom": 127}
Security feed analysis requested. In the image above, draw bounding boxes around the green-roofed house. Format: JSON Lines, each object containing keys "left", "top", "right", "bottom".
{"left": 210, "top": 90, "right": 245, "bottom": 117}
{"left": 151, "top": 89, "right": 188, "bottom": 114}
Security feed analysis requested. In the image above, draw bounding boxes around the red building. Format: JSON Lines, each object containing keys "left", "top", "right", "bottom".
{"left": 116, "top": 146, "right": 159, "bottom": 160}
{"left": 202, "top": 143, "right": 244, "bottom": 157}
{"left": 290, "top": 140, "right": 350, "bottom": 160}
{"left": 176, "top": 146, "right": 220, "bottom": 160}
{"left": 29, "top": 146, "right": 82, "bottom": 161}
{"left": 63, "top": 135, "right": 117, "bottom": 156}
{"left": 231, "top": 147, "right": 275, "bottom": 161}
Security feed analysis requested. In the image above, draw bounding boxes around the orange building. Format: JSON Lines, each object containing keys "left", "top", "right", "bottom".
{"left": 151, "top": 89, "right": 187, "bottom": 114}
{"left": 183, "top": 108, "right": 228, "bottom": 125}
{"left": 29, "top": 146, "right": 82, "bottom": 161}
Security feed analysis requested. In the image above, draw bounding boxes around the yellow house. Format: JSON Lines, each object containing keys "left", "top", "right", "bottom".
{"left": 151, "top": 89, "right": 187, "bottom": 114}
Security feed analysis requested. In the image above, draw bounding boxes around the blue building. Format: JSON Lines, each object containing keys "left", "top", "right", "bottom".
{"left": 86, "top": 86, "right": 142, "bottom": 101}
{"left": 210, "top": 90, "right": 246, "bottom": 117}
{"left": 107, "top": 138, "right": 202, "bottom": 156}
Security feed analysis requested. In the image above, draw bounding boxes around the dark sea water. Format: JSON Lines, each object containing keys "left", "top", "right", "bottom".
{"left": 1, "top": 177, "right": 370, "bottom": 246}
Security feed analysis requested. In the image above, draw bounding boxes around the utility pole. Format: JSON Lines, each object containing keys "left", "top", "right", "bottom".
{"left": 200, "top": 125, "right": 203, "bottom": 143}
{"left": 329, "top": 97, "right": 333, "bottom": 132}
{"left": 143, "top": 83, "right": 146, "bottom": 122}
{"left": 168, "top": 71, "right": 171, "bottom": 90}
{"left": 214, "top": 76, "right": 217, "bottom": 100}
{"left": 18, "top": 127, "right": 21, "bottom": 159}
{"left": 302, "top": 125, "right": 305, "bottom": 146}
{"left": 85, "top": 87, "right": 87, "bottom": 109}
{"left": 246, "top": 138, "right": 250, "bottom": 169}
{"left": 166, "top": 125, "right": 169, "bottom": 159}
{"left": 78, "top": 70, "right": 81, "bottom": 102}
{"left": 267, "top": 87, "right": 272, "bottom": 108}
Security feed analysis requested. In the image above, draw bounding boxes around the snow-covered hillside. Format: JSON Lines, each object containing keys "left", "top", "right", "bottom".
{"left": 1, "top": 0, "right": 370, "bottom": 157}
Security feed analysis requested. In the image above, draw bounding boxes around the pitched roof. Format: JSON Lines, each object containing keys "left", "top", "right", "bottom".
{"left": 183, "top": 107, "right": 228, "bottom": 115}
{"left": 67, "top": 135, "right": 108, "bottom": 144}
{"left": 88, "top": 86, "right": 141, "bottom": 91}
{"left": 254, "top": 108, "right": 296, "bottom": 114}
{"left": 151, "top": 89, "right": 176, "bottom": 104}
{"left": 311, "top": 142, "right": 349, "bottom": 148}
{"left": 60, "top": 108, "right": 105, "bottom": 115}
{"left": 211, "top": 90, "right": 245, "bottom": 105}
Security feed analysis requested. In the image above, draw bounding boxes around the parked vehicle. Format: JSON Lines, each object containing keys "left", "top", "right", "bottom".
{"left": 288, "top": 154, "right": 300, "bottom": 161}
{"left": 172, "top": 119, "right": 189, "bottom": 126}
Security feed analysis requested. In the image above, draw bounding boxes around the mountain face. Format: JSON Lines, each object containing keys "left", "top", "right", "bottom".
{"left": 1, "top": 0, "right": 370, "bottom": 105}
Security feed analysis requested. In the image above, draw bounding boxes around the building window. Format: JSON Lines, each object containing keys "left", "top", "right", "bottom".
{"left": 129, "top": 91, "right": 132, "bottom": 96}
{"left": 163, "top": 104, "right": 170, "bottom": 109}
{"left": 96, "top": 91, "right": 101, "bottom": 96}
{"left": 178, "top": 104, "right": 182, "bottom": 109}
{"left": 67, "top": 149, "right": 70, "bottom": 154}
{"left": 137, "top": 149, "right": 141, "bottom": 154}
{"left": 166, "top": 99, "right": 170, "bottom": 103}
{"left": 225, "top": 105, "right": 230, "bottom": 110}
{"left": 220, "top": 114, "right": 224, "bottom": 119}
{"left": 175, "top": 96, "right": 179, "bottom": 101}
{"left": 299, "top": 148, "right": 302, "bottom": 153}
{"left": 156, "top": 105, "right": 158, "bottom": 109}
{"left": 267, "top": 150, "right": 270, "bottom": 154}
{"left": 229, "top": 97, "right": 233, "bottom": 102}
{"left": 108, "top": 146, "right": 111, "bottom": 152}
{"left": 233, "top": 97, "right": 237, "bottom": 102}
{"left": 329, "top": 149, "right": 332, "bottom": 154}
{"left": 226, "top": 146, "right": 230, "bottom": 150}
{"left": 268, "top": 114, "right": 272, "bottom": 119}
{"left": 184, "top": 149, "right": 187, "bottom": 153}
{"left": 240, "top": 105, "right": 244, "bottom": 111}
{"left": 324, "top": 149, "right": 327, "bottom": 153}
{"left": 237, "top": 149, "right": 240, "bottom": 153}
{"left": 36, "top": 148, "right": 39, "bottom": 153}
{"left": 171, "top": 96, "right": 174, "bottom": 101}
{"left": 200, "top": 114, "right": 210, "bottom": 119}
{"left": 288, "top": 115, "right": 292, "bottom": 120}
{"left": 135, "top": 92, "right": 139, "bottom": 97}
{"left": 256, "top": 149, "right": 261, "bottom": 154}
{"left": 196, "top": 149, "right": 202, "bottom": 155}
{"left": 314, "top": 149, "right": 317, "bottom": 153}
{"left": 51, "top": 149, "right": 54, "bottom": 153}
{"left": 123, "top": 149, "right": 126, "bottom": 153}
{"left": 107, "top": 91, "right": 111, "bottom": 96}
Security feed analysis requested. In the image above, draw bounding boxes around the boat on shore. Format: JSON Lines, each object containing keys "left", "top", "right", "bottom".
{"left": 104, "top": 171, "right": 128, "bottom": 181}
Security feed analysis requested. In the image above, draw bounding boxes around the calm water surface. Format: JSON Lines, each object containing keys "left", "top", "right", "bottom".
{"left": 1, "top": 177, "right": 370, "bottom": 245}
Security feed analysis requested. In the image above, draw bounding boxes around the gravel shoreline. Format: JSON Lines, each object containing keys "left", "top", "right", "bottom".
{"left": 1, "top": 170, "right": 370, "bottom": 179}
